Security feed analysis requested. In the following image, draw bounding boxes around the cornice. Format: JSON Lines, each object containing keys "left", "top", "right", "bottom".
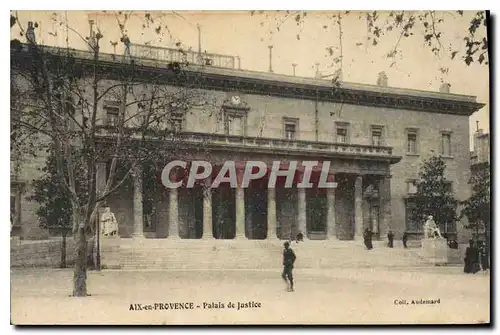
{"left": 11, "top": 45, "right": 485, "bottom": 116}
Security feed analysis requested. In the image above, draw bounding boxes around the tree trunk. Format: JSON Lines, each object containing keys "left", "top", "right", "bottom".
{"left": 72, "top": 225, "right": 88, "bottom": 297}
{"left": 60, "top": 231, "right": 67, "bottom": 268}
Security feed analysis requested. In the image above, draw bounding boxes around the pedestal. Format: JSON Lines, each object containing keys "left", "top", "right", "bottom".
{"left": 421, "top": 238, "right": 448, "bottom": 265}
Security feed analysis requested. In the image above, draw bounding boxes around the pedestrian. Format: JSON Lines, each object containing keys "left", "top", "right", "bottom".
{"left": 464, "top": 240, "right": 481, "bottom": 274}
{"left": 387, "top": 230, "right": 394, "bottom": 248}
{"left": 282, "top": 241, "right": 296, "bottom": 292}
{"left": 363, "top": 228, "right": 373, "bottom": 250}
{"left": 295, "top": 232, "right": 304, "bottom": 243}
{"left": 478, "top": 241, "right": 489, "bottom": 271}
{"left": 402, "top": 231, "right": 408, "bottom": 249}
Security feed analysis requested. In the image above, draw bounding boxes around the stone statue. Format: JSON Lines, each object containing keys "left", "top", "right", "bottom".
{"left": 423, "top": 215, "right": 442, "bottom": 239}
{"left": 26, "top": 22, "right": 36, "bottom": 44}
{"left": 101, "top": 207, "right": 118, "bottom": 237}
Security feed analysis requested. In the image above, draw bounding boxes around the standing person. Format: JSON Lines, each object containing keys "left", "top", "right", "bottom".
{"left": 464, "top": 240, "right": 480, "bottom": 274}
{"left": 478, "top": 241, "right": 489, "bottom": 271}
{"left": 402, "top": 231, "right": 408, "bottom": 249}
{"left": 387, "top": 230, "right": 394, "bottom": 248}
{"left": 363, "top": 228, "right": 373, "bottom": 250}
{"left": 282, "top": 241, "right": 296, "bottom": 292}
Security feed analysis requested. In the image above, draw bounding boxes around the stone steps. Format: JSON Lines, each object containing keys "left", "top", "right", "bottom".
{"left": 101, "top": 239, "right": 439, "bottom": 270}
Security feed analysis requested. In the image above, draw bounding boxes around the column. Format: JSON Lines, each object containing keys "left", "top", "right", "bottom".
{"left": 95, "top": 162, "right": 107, "bottom": 268}
{"left": 169, "top": 187, "right": 180, "bottom": 239}
{"left": 298, "top": 187, "right": 307, "bottom": 239}
{"left": 327, "top": 174, "right": 336, "bottom": 239}
{"left": 267, "top": 187, "right": 277, "bottom": 239}
{"left": 132, "top": 164, "right": 144, "bottom": 238}
{"left": 95, "top": 162, "right": 107, "bottom": 198}
{"left": 354, "top": 175, "right": 364, "bottom": 239}
{"left": 202, "top": 179, "right": 213, "bottom": 239}
{"left": 378, "top": 176, "right": 392, "bottom": 240}
{"left": 235, "top": 186, "right": 245, "bottom": 239}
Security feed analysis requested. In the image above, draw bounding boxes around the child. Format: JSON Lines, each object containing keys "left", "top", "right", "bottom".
{"left": 282, "top": 241, "right": 297, "bottom": 292}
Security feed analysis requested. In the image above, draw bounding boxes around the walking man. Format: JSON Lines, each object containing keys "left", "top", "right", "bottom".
{"left": 387, "top": 230, "right": 394, "bottom": 248}
{"left": 282, "top": 241, "right": 296, "bottom": 292}
{"left": 402, "top": 231, "right": 408, "bottom": 249}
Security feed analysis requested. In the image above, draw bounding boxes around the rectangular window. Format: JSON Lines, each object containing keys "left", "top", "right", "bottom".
{"left": 405, "top": 200, "right": 419, "bottom": 232}
{"left": 228, "top": 116, "right": 243, "bottom": 136}
{"left": 10, "top": 195, "right": 17, "bottom": 226}
{"left": 105, "top": 106, "right": 119, "bottom": 127}
{"left": 406, "top": 180, "right": 418, "bottom": 195}
{"left": 283, "top": 117, "right": 299, "bottom": 140}
{"left": 441, "top": 132, "right": 452, "bottom": 156}
{"left": 336, "top": 122, "right": 349, "bottom": 144}
{"left": 406, "top": 129, "right": 418, "bottom": 154}
{"left": 444, "top": 181, "right": 453, "bottom": 193}
{"left": 371, "top": 126, "right": 383, "bottom": 146}
{"left": 170, "top": 112, "right": 184, "bottom": 132}
{"left": 285, "top": 123, "right": 296, "bottom": 140}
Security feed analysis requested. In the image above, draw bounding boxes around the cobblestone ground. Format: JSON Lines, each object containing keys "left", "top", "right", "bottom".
{"left": 11, "top": 266, "right": 490, "bottom": 325}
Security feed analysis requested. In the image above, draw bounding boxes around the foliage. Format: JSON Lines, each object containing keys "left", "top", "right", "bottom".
{"left": 28, "top": 145, "right": 88, "bottom": 232}
{"left": 410, "top": 155, "right": 459, "bottom": 230}
{"left": 461, "top": 162, "right": 490, "bottom": 234}
{"left": 251, "top": 10, "right": 489, "bottom": 69}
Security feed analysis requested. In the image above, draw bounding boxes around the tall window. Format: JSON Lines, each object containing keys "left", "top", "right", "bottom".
{"left": 10, "top": 195, "right": 17, "bottom": 227}
{"left": 406, "top": 180, "right": 418, "bottom": 194}
{"left": 285, "top": 123, "right": 296, "bottom": 140}
{"left": 228, "top": 115, "right": 243, "bottom": 136}
{"left": 441, "top": 132, "right": 452, "bottom": 156}
{"left": 405, "top": 199, "right": 419, "bottom": 232}
{"left": 169, "top": 112, "right": 184, "bottom": 132}
{"left": 104, "top": 106, "right": 119, "bottom": 127}
{"left": 371, "top": 126, "right": 383, "bottom": 146}
{"left": 336, "top": 122, "right": 349, "bottom": 144}
{"left": 444, "top": 181, "right": 453, "bottom": 193}
{"left": 283, "top": 117, "right": 299, "bottom": 140}
{"left": 406, "top": 129, "right": 418, "bottom": 154}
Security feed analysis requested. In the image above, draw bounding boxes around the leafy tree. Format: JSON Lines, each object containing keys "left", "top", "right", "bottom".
{"left": 410, "top": 155, "right": 459, "bottom": 233}
{"left": 28, "top": 145, "right": 88, "bottom": 268}
{"left": 461, "top": 162, "right": 490, "bottom": 258}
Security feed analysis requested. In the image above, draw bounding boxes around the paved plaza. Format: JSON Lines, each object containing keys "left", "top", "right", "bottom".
{"left": 11, "top": 266, "right": 490, "bottom": 325}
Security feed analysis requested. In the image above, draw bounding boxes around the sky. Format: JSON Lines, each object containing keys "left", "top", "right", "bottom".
{"left": 11, "top": 10, "right": 490, "bottom": 149}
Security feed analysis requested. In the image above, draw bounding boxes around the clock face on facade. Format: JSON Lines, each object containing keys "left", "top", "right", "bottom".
{"left": 231, "top": 95, "right": 241, "bottom": 105}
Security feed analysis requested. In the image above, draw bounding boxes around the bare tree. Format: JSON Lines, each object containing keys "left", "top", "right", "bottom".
{"left": 11, "top": 11, "right": 218, "bottom": 296}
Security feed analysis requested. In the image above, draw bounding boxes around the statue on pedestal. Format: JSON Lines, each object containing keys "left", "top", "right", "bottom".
{"left": 423, "top": 215, "right": 443, "bottom": 239}
{"left": 101, "top": 207, "right": 118, "bottom": 237}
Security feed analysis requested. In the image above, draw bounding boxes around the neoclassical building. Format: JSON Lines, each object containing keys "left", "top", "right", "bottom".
{"left": 11, "top": 42, "right": 484, "bottom": 246}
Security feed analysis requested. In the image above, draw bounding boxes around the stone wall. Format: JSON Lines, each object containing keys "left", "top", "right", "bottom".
{"left": 10, "top": 237, "right": 94, "bottom": 268}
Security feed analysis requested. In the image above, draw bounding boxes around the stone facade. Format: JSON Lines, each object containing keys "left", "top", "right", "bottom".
{"left": 10, "top": 44, "right": 484, "bottom": 245}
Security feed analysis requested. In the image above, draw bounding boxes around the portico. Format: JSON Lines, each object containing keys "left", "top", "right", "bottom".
{"left": 97, "top": 132, "right": 400, "bottom": 242}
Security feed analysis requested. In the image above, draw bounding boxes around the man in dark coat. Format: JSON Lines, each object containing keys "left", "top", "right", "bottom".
{"left": 363, "top": 228, "right": 373, "bottom": 250}
{"left": 387, "top": 230, "right": 394, "bottom": 248}
{"left": 478, "top": 241, "right": 489, "bottom": 271}
{"left": 402, "top": 232, "right": 408, "bottom": 249}
{"left": 282, "top": 241, "right": 297, "bottom": 292}
{"left": 464, "top": 240, "right": 481, "bottom": 274}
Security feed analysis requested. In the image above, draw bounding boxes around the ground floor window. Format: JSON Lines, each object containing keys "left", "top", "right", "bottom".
{"left": 405, "top": 199, "right": 419, "bottom": 232}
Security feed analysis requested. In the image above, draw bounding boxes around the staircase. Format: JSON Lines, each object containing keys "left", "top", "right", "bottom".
{"left": 99, "top": 238, "right": 455, "bottom": 270}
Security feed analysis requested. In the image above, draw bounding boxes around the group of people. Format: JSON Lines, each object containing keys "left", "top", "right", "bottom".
{"left": 464, "top": 239, "right": 489, "bottom": 274}
{"left": 362, "top": 228, "right": 406, "bottom": 250}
